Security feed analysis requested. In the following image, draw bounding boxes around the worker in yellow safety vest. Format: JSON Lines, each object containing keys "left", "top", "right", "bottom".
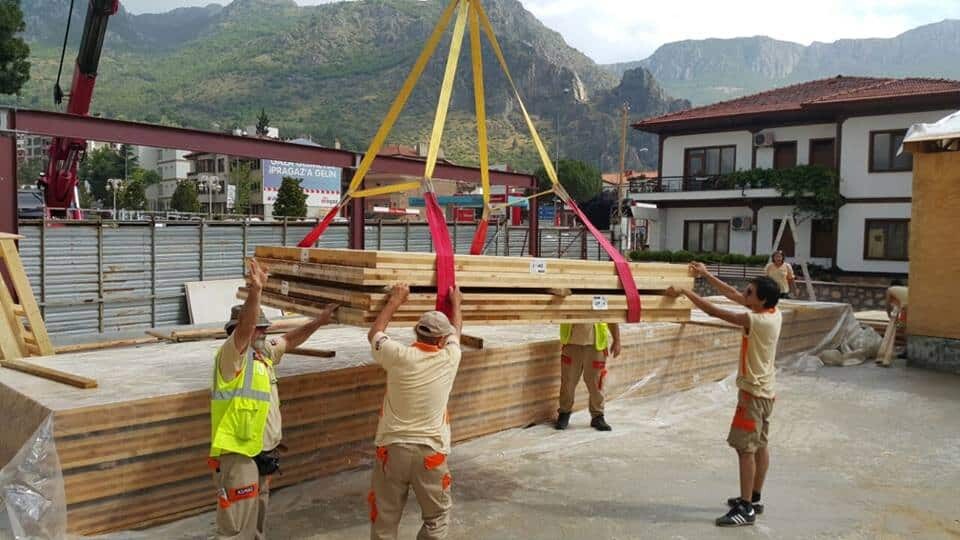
{"left": 555, "top": 322, "right": 621, "bottom": 431}
{"left": 209, "top": 259, "right": 337, "bottom": 539}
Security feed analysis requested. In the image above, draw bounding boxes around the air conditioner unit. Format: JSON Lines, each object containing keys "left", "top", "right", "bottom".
{"left": 731, "top": 216, "right": 753, "bottom": 231}
{"left": 754, "top": 131, "right": 775, "bottom": 147}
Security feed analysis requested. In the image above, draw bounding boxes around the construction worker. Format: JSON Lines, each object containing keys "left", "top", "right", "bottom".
{"left": 209, "top": 259, "right": 337, "bottom": 540}
{"left": 886, "top": 279, "right": 909, "bottom": 323}
{"left": 666, "top": 262, "right": 783, "bottom": 528}
{"left": 554, "top": 322, "right": 621, "bottom": 431}
{"left": 366, "top": 282, "right": 463, "bottom": 540}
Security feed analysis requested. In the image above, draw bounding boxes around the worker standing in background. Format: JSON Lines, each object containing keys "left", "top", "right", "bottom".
{"left": 666, "top": 263, "right": 782, "bottom": 527}
{"left": 554, "top": 322, "right": 621, "bottom": 431}
{"left": 765, "top": 251, "right": 795, "bottom": 299}
{"left": 886, "top": 279, "right": 909, "bottom": 323}
{"left": 209, "top": 259, "right": 337, "bottom": 540}
{"left": 366, "top": 283, "right": 463, "bottom": 540}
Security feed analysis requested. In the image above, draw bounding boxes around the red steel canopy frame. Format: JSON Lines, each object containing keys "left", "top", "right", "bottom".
{"left": 0, "top": 108, "right": 541, "bottom": 254}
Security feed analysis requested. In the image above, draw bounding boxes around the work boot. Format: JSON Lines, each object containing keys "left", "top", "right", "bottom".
{"left": 590, "top": 414, "right": 612, "bottom": 431}
{"left": 554, "top": 412, "right": 571, "bottom": 430}
{"left": 727, "top": 497, "right": 764, "bottom": 514}
{"left": 716, "top": 500, "right": 756, "bottom": 527}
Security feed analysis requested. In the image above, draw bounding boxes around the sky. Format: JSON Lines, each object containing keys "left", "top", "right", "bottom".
{"left": 121, "top": 0, "right": 960, "bottom": 64}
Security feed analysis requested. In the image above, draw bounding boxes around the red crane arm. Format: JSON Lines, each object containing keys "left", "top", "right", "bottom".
{"left": 41, "top": 0, "right": 119, "bottom": 213}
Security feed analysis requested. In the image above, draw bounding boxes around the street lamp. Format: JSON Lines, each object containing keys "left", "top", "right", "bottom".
{"left": 198, "top": 175, "right": 222, "bottom": 217}
{"left": 107, "top": 178, "right": 122, "bottom": 218}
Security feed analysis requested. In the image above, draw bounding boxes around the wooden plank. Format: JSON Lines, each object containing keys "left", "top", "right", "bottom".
{"left": 55, "top": 336, "right": 160, "bottom": 354}
{"left": 0, "top": 359, "right": 98, "bottom": 389}
{"left": 0, "top": 239, "right": 53, "bottom": 356}
{"left": 289, "top": 347, "right": 336, "bottom": 358}
{"left": 460, "top": 334, "right": 484, "bottom": 349}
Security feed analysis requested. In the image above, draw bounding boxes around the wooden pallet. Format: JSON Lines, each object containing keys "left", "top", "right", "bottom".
{"left": 251, "top": 247, "right": 694, "bottom": 326}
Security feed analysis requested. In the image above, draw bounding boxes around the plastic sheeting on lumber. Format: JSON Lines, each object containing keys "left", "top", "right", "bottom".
{"left": 0, "top": 414, "right": 66, "bottom": 540}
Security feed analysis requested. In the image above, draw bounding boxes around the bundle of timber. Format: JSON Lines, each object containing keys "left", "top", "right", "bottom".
{"left": 246, "top": 247, "right": 695, "bottom": 325}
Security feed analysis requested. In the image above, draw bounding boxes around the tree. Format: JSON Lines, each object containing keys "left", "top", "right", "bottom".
{"left": 130, "top": 167, "right": 161, "bottom": 186}
{"left": 229, "top": 162, "right": 254, "bottom": 215}
{"left": 0, "top": 0, "right": 30, "bottom": 95}
{"left": 256, "top": 108, "right": 270, "bottom": 137}
{"left": 79, "top": 147, "right": 123, "bottom": 204}
{"left": 534, "top": 159, "right": 602, "bottom": 203}
{"left": 272, "top": 176, "right": 307, "bottom": 218}
{"left": 170, "top": 181, "right": 200, "bottom": 213}
{"left": 17, "top": 158, "right": 43, "bottom": 188}
{"left": 120, "top": 178, "right": 146, "bottom": 210}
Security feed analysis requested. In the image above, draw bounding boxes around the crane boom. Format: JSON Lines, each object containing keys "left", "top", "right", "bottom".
{"left": 41, "top": 0, "right": 119, "bottom": 216}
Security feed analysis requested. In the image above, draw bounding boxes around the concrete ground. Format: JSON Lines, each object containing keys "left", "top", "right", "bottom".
{"left": 99, "top": 361, "right": 960, "bottom": 540}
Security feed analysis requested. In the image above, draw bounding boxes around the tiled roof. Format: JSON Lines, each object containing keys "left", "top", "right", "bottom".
{"left": 634, "top": 76, "right": 960, "bottom": 129}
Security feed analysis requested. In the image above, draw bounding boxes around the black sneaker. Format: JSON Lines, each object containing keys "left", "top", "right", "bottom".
{"left": 555, "top": 412, "right": 571, "bottom": 430}
{"left": 716, "top": 501, "right": 756, "bottom": 527}
{"left": 726, "top": 497, "right": 764, "bottom": 514}
{"left": 590, "top": 415, "right": 612, "bottom": 431}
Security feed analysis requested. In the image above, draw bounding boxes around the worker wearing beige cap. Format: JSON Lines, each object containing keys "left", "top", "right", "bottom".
{"left": 209, "top": 259, "right": 337, "bottom": 540}
{"left": 366, "top": 282, "right": 463, "bottom": 540}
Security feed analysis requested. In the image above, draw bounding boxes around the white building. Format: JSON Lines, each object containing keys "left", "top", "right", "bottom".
{"left": 631, "top": 76, "right": 960, "bottom": 275}
{"left": 140, "top": 147, "right": 194, "bottom": 210}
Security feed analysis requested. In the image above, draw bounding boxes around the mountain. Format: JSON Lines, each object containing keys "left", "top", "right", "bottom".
{"left": 605, "top": 19, "right": 960, "bottom": 105}
{"left": 11, "top": 0, "right": 687, "bottom": 173}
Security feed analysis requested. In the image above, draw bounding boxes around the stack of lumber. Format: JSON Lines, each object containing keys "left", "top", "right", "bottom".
{"left": 0, "top": 300, "right": 855, "bottom": 535}
{"left": 246, "top": 247, "right": 695, "bottom": 325}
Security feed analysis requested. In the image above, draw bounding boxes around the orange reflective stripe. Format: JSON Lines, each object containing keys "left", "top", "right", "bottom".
{"left": 424, "top": 452, "right": 446, "bottom": 470}
{"left": 731, "top": 406, "right": 756, "bottom": 432}
{"left": 367, "top": 490, "right": 378, "bottom": 523}
{"left": 223, "top": 483, "right": 259, "bottom": 506}
{"left": 376, "top": 446, "right": 389, "bottom": 470}
{"left": 442, "top": 473, "right": 452, "bottom": 490}
{"left": 561, "top": 355, "right": 572, "bottom": 365}
{"left": 591, "top": 360, "right": 606, "bottom": 369}
{"left": 412, "top": 342, "right": 442, "bottom": 353}
{"left": 207, "top": 458, "right": 220, "bottom": 471}
{"left": 598, "top": 368, "right": 608, "bottom": 391}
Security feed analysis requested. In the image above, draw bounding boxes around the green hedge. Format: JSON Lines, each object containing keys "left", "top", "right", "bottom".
{"left": 629, "top": 249, "right": 770, "bottom": 266}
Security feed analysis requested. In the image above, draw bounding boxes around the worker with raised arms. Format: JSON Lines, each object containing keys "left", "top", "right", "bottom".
{"left": 209, "top": 259, "right": 337, "bottom": 539}
{"left": 366, "top": 283, "right": 464, "bottom": 540}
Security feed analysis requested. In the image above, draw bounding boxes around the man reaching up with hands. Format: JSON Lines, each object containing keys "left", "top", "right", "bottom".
{"left": 366, "top": 283, "right": 464, "bottom": 540}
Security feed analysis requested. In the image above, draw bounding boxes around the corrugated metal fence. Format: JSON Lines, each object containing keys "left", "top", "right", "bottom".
{"left": 16, "top": 219, "right": 613, "bottom": 343}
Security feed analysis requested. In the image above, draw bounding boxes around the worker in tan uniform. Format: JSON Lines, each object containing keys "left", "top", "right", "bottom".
{"left": 210, "top": 259, "right": 337, "bottom": 540}
{"left": 366, "top": 283, "right": 463, "bottom": 540}
{"left": 554, "top": 322, "right": 621, "bottom": 431}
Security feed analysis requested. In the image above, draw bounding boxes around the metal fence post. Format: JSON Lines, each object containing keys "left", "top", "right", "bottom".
{"left": 404, "top": 220, "right": 410, "bottom": 252}
{"left": 242, "top": 219, "right": 248, "bottom": 271}
{"left": 453, "top": 220, "right": 458, "bottom": 253}
{"left": 39, "top": 215, "right": 46, "bottom": 318}
{"left": 151, "top": 216, "right": 157, "bottom": 327}
{"left": 199, "top": 218, "right": 206, "bottom": 281}
{"left": 282, "top": 217, "right": 288, "bottom": 246}
{"left": 377, "top": 219, "right": 383, "bottom": 250}
{"left": 97, "top": 216, "right": 104, "bottom": 333}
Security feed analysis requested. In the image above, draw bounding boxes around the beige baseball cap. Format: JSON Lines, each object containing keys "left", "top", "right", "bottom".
{"left": 415, "top": 310, "right": 455, "bottom": 338}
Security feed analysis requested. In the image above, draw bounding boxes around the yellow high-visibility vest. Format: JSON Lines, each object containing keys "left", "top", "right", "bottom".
{"left": 210, "top": 348, "right": 273, "bottom": 458}
{"left": 559, "top": 323, "right": 610, "bottom": 352}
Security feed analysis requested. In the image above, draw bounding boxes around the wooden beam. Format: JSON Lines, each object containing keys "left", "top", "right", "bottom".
{"left": 1, "top": 359, "right": 97, "bottom": 388}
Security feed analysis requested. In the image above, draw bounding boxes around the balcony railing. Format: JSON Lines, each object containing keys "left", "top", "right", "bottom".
{"left": 628, "top": 175, "right": 737, "bottom": 193}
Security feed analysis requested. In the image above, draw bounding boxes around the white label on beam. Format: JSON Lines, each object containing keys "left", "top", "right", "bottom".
{"left": 529, "top": 259, "right": 548, "bottom": 274}
{"left": 299, "top": 249, "right": 310, "bottom": 263}
{"left": 280, "top": 280, "right": 289, "bottom": 296}
{"left": 592, "top": 296, "right": 608, "bottom": 310}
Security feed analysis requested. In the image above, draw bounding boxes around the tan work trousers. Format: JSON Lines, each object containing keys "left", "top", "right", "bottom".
{"left": 558, "top": 343, "right": 608, "bottom": 417}
{"left": 213, "top": 453, "right": 271, "bottom": 540}
{"left": 368, "top": 443, "right": 452, "bottom": 540}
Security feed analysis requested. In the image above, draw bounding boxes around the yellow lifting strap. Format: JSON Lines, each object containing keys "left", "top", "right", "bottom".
{"left": 472, "top": 0, "right": 561, "bottom": 191}
{"left": 343, "top": 0, "right": 459, "bottom": 198}
{"left": 350, "top": 181, "right": 423, "bottom": 200}
{"left": 424, "top": 0, "right": 470, "bottom": 184}
{"left": 469, "top": 3, "right": 491, "bottom": 215}
{"left": 490, "top": 187, "right": 555, "bottom": 210}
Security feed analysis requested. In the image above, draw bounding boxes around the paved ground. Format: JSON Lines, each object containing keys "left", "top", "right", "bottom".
{"left": 100, "top": 361, "right": 960, "bottom": 540}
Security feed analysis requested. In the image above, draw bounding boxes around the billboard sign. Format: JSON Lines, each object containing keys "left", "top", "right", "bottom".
{"left": 261, "top": 160, "right": 341, "bottom": 208}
